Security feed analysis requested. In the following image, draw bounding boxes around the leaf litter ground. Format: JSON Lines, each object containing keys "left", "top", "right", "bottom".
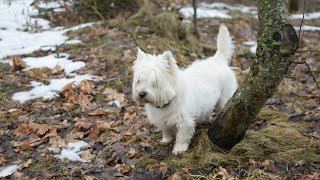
{"left": 0, "top": 0, "right": 319, "bottom": 179}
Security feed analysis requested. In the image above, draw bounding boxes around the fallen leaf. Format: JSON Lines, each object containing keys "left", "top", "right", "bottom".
{"left": 14, "top": 124, "right": 32, "bottom": 137}
{"left": 181, "top": 166, "right": 189, "bottom": 174}
{"left": 116, "top": 164, "right": 132, "bottom": 174}
{"left": 88, "top": 108, "right": 111, "bottom": 116}
{"left": 79, "top": 80, "right": 96, "bottom": 95}
{"left": 12, "top": 56, "right": 26, "bottom": 71}
{"left": 23, "top": 159, "right": 32, "bottom": 168}
{"left": 74, "top": 117, "right": 91, "bottom": 130}
{"left": 52, "top": 65, "right": 64, "bottom": 74}
{"left": 218, "top": 167, "right": 234, "bottom": 180}
{"left": 84, "top": 175, "right": 98, "bottom": 180}
{"left": 168, "top": 173, "right": 182, "bottom": 180}
{"left": 149, "top": 162, "right": 168, "bottom": 174}
{"left": 0, "top": 154, "right": 6, "bottom": 165}
{"left": 127, "top": 148, "right": 139, "bottom": 158}
{"left": 81, "top": 150, "right": 95, "bottom": 161}
{"left": 49, "top": 136, "right": 66, "bottom": 148}
{"left": 20, "top": 142, "right": 31, "bottom": 151}
{"left": 103, "top": 88, "right": 125, "bottom": 103}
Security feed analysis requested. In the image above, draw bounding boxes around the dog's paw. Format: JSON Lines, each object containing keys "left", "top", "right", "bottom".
{"left": 159, "top": 137, "right": 172, "bottom": 145}
{"left": 172, "top": 144, "right": 188, "bottom": 155}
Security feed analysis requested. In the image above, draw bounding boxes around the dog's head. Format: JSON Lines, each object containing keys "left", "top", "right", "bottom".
{"left": 132, "top": 48, "right": 178, "bottom": 107}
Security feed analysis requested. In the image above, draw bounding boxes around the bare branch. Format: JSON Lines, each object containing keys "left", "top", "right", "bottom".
{"left": 298, "top": 0, "right": 307, "bottom": 45}
{"left": 293, "top": 61, "right": 319, "bottom": 88}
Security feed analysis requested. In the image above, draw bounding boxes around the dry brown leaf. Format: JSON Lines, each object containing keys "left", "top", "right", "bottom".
{"left": 88, "top": 123, "right": 99, "bottom": 139}
{"left": 181, "top": 166, "right": 189, "bottom": 174}
{"left": 12, "top": 56, "right": 26, "bottom": 71}
{"left": 0, "top": 154, "right": 6, "bottom": 165}
{"left": 12, "top": 172, "right": 23, "bottom": 179}
{"left": 20, "top": 142, "right": 31, "bottom": 151}
{"left": 49, "top": 136, "right": 66, "bottom": 147}
{"left": 52, "top": 65, "right": 64, "bottom": 74}
{"left": 88, "top": 108, "right": 111, "bottom": 116}
{"left": 24, "top": 159, "right": 32, "bottom": 168}
{"left": 37, "top": 125, "right": 50, "bottom": 136}
{"left": 218, "top": 167, "right": 234, "bottom": 180}
{"left": 81, "top": 150, "right": 95, "bottom": 161}
{"left": 103, "top": 88, "right": 125, "bottom": 102}
{"left": 261, "top": 159, "right": 276, "bottom": 172}
{"left": 14, "top": 123, "right": 32, "bottom": 137}
{"left": 79, "top": 80, "right": 96, "bottom": 95}
{"left": 84, "top": 175, "right": 98, "bottom": 180}
{"left": 116, "top": 164, "right": 132, "bottom": 174}
{"left": 74, "top": 117, "right": 91, "bottom": 130}
{"left": 42, "top": 128, "right": 58, "bottom": 139}
{"left": 127, "top": 148, "right": 139, "bottom": 158}
{"left": 149, "top": 162, "right": 168, "bottom": 174}
{"left": 168, "top": 173, "right": 182, "bottom": 180}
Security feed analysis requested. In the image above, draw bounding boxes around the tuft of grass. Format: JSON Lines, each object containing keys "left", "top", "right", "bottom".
{"left": 137, "top": 107, "right": 320, "bottom": 177}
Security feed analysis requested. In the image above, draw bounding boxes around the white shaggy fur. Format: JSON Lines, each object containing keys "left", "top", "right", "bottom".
{"left": 132, "top": 25, "right": 238, "bottom": 155}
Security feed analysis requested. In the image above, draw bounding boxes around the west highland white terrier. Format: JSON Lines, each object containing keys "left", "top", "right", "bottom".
{"left": 132, "top": 25, "right": 238, "bottom": 155}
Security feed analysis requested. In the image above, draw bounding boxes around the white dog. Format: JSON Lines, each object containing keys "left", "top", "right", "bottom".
{"left": 132, "top": 25, "right": 238, "bottom": 155}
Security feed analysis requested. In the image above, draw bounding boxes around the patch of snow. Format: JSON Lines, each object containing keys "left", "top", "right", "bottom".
{"left": 57, "top": 141, "right": 89, "bottom": 162}
{"left": 295, "top": 25, "right": 320, "bottom": 31}
{"left": 8, "top": 108, "right": 18, "bottom": 113}
{"left": 0, "top": 53, "right": 86, "bottom": 74}
{"left": 243, "top": 41, "right": 257, "bottom": 54}
{"left": 179, "top": 7, "right": 231, "bottom": 18}
{"left": 179, "top": 2, "right": 256, "bottom": 18}
{"left": 12, "top": 75, "right": 96, "bottom": 103}
{"left": 0, "top": 0, "right": 96, "bottom": 59}
{"left": 290, "top": 12, "right": 320, "bottom": 20}
{"left": 108, "top": 100, "right": 122, "bottom": 108}
{"left": 0, "top": 165, "right": 19, "bottom": 178}
{"left": 65, "top": 39, "right": 82, "bottom": 45}
{"left": 21, "top": 54, "right": 85, "bottom": 74}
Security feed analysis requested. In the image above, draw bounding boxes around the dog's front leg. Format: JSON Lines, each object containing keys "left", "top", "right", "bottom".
{"left": 172, "top": 124, "right": 195, "bottom": 155}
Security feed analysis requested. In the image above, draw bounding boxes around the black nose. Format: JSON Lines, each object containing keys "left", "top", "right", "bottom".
{"left": 139, "top": 91, "right": 147, "bottom": 98}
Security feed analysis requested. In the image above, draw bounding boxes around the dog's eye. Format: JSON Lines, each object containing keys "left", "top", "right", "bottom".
{"left": 137, "top": 80, "right": 140, "bottom": 84}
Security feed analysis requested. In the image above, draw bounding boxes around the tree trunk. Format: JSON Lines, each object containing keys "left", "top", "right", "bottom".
{"left": 207, "top": 0, "right": 299, "bottom": 150}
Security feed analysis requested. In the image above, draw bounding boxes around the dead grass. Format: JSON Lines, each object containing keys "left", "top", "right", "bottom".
{"left": 137, "top": 107, "right": 320, "bottom": 177}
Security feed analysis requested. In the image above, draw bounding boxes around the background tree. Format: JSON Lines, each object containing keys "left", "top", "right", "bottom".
{"left": 207, "top": 0, "right": 300, "bottom": 150}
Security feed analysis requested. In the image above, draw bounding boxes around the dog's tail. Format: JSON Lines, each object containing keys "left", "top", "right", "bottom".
{"left": 216, "top": 25, "right": 234, "bottom": 64}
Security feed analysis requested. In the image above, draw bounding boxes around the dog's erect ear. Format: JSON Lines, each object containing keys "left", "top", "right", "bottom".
{"left": 137, "top": 48, "right": 146, "bottom": 60}
{"left": 162, "top": 51, "right": 176, "bottom": 70}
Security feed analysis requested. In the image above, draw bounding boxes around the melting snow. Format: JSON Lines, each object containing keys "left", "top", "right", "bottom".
{"left": 57, "top": 141, "right": 89, "bottom": 162}
{"left": 243, "top": 41, "right": 257, "bottom": 54}
{"left": 0, "top": 165, "right": 19, "bottom": 178}
{"left": 179, "top": 2, "right": 256, "bottom": 18}
{"left": 13, "top": 75, "right": 96, "bottom": 103}
{"left": 295, "top": 25, "right": 320, "bottom": 31}
{"left": 0, "top": 0, "right": 99, "bottom": 103}
{"left": 0, "top": 0, "right": 96, "bottom": 59}
{"left": 290, "top": 12, "right": 320, "bottom": 20}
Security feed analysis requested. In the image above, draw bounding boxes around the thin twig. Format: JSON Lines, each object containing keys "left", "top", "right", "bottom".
{"left": 294, "top": 61, "right": 319, "bottom": 88}
{"left": 298, "top": 0, "right": 307, "bottom": 45}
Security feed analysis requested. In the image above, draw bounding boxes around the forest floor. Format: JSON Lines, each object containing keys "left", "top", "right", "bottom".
{"left": 0, "top": 0, "right": 319, "bottom": 179}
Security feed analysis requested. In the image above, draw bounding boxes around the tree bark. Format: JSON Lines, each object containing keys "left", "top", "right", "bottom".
{"left": 207, "top": 0, "right": 299, "bottom": 150}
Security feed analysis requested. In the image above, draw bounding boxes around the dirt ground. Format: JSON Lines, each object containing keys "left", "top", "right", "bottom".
{"left": 0, "top": 0, "right": 319, "bottom": 179}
